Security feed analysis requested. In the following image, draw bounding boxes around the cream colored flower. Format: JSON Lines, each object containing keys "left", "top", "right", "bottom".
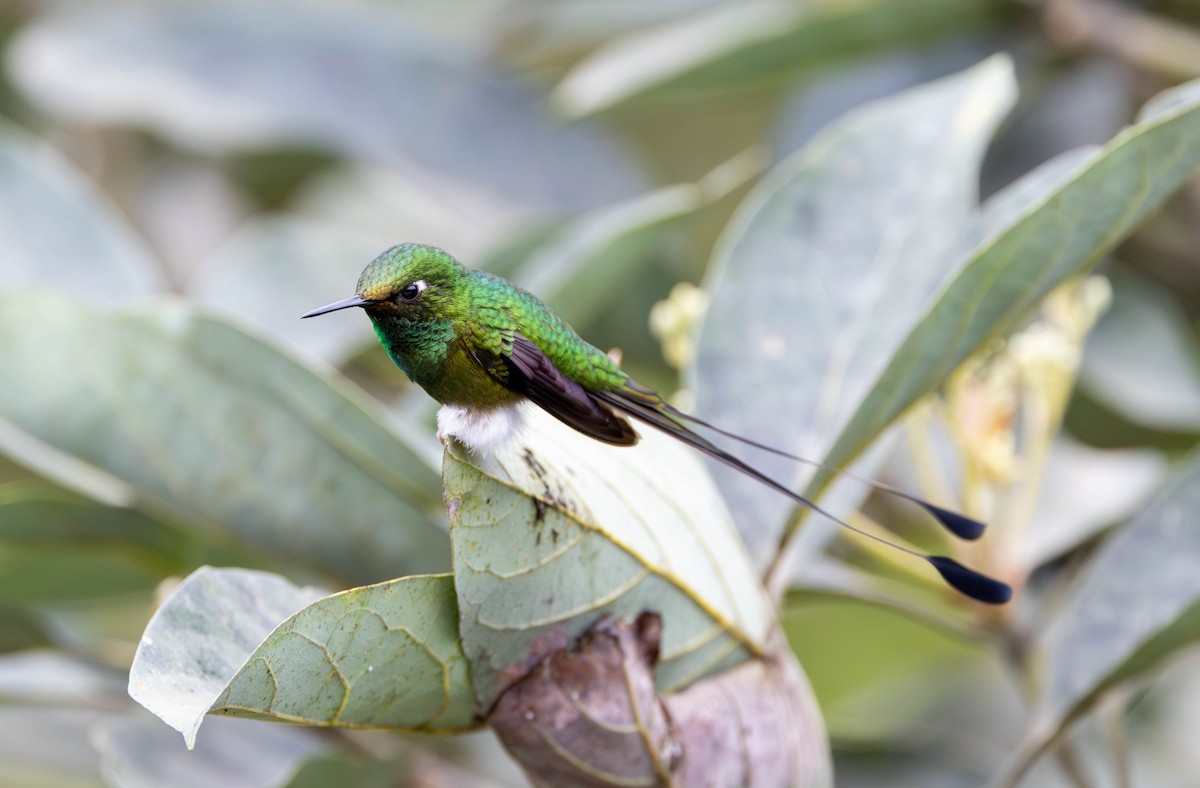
{"left": 650, "top": 282, "right": 710, "bottom": 369}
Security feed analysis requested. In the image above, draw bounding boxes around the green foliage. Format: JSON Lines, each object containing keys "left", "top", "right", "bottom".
{"left": 2, "top": 1, "right": 1200, "bottom": 786}
{"left": 213, "top": 574, "right": 475, "bottom": 732}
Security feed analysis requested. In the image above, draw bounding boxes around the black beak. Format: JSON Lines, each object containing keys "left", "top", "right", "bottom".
{"left": 301, "top": 295, "right": 372, "bottom": 319}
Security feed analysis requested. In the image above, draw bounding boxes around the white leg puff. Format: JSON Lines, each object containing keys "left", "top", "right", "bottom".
{"left": 437, "top": 403, "right": 526, "bottom": 456}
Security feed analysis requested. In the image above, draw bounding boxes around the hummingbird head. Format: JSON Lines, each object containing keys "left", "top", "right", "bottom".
{"left": 302, "top": 243, "right": 466, "bottom": 321}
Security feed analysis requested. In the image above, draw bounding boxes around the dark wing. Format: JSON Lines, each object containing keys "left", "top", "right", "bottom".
{"left": 472, "top": 332, "right": 639, "bottom": 446}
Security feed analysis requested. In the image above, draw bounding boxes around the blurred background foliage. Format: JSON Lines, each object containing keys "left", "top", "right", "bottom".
{"left": 1, "top": 0, "right": 1200, "bottom": 786}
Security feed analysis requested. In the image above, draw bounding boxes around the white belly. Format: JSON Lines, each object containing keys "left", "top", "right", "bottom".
{"left": 437, "top": 403, "right": 527, "bottom": 455}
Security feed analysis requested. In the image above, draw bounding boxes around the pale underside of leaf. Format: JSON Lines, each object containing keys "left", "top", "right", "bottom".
{"left": 128, "top": 567, "right": 327, "bottom": 748}
{"left": 693, "top": 55, "right": 1017, "bottom": 562}
{"left": 444, "top": 408, "right": 772, "bottom": 709}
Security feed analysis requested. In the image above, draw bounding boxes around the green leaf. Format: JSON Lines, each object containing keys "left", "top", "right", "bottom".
{"left": 443, "top": 408, "right": 773, "bottom": 708}
{"left": 810, "top": 78, "right": 1200, "bottom": 530}
{"left": 9, "top": 3, "right": 643, "bottom": 210}
{"left": 0, "top": 296, "right": 447, "bottom": 583}
{"left": 1079, "top": 270, "right": 1200, "bottom": 433}
{"left": 0, "top": 118, "right": 162, "bottom": 301}
{"left": 130, "top": 567, "right": 476, "bottom": 747}
{"left": 1000, "top": 448, "right": 1200, "bottom": 780}
{"left": 554, "top": 0, "right": 1001, "bottom": 116}
{"left": 693, "top": 56, "right": 1016, "bottom": 560}
{"left": 212, "top": 574, "right": 476, "bottom": 733}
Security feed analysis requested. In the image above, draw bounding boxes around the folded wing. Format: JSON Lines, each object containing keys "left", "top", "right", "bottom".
{"left": 472, "top": 332, "right": 639, "bottom": 446}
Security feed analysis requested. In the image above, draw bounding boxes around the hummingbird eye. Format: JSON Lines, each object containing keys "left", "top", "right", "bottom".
{"left": 397, "top": 280, "right": 428, "bottom": 303}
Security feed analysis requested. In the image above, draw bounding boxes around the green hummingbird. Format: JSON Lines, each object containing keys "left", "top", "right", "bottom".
{"left": 303, "top": 243, "right": 1011, "bottom": 605}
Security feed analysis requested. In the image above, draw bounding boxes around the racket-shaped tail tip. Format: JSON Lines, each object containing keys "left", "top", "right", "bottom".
{"left": 922, "top": 504, "right": 987, "bottom": 541}
{"left": 926, "top": 556, "right": 1012, "bottom": 605}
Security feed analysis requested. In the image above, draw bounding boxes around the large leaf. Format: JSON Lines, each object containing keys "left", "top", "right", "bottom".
{"left": 693, "top": 56, "right": 1016, "bottom": 561}
{"left": 9, "top": 3, "right": 643, "bottom": 211}
{"left": 443, "top": 407, "right": 773, "bottom": 708}
{"left": 0, "top": 118, "right": 161, "bottom": 300}
{"left": 0, "top": 296, "right": 447, "bottom": 583}
{"left": 811, "top": 78, "right": 1200, "bottom": 511}
{"left": 130, "top": 567, "right": 476, "bottom": 747}
{"left": 554, "top": 0, "right": 999, "bottom": 116}
{"left": 211, "top": 574, "right": 476, "bottom": 733}
{"left": 998, "top": 449, "right": 1200, "bottom": 782}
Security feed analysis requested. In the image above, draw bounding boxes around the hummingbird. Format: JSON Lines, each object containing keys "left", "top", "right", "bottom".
{"left": 303, "top": 243, "right": 1012, "bottom": 605}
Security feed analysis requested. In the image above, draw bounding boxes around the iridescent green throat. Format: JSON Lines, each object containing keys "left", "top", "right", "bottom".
{"left": 368, "top": 312, "right": 454, "bottom": 390}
